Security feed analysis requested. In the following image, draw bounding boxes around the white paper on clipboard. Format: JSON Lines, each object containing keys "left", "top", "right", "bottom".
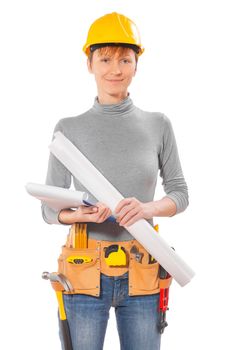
{"left": 25, "top": 182, "right": 94, "bottom": 210}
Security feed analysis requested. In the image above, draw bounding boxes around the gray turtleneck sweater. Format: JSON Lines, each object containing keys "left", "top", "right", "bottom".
{"left": 41, "top": 95, "right": 188, "bottom": 241}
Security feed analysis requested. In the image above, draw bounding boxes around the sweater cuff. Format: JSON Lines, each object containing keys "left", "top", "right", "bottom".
{"left": 165, "top": 192, "right": 189, "bottom": 215}
{"left": 41, "top": 203, "right": 69, "bottom": 225}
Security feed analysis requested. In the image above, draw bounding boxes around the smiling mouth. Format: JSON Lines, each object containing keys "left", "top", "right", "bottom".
{"left": 105, "top": 79, "right": 124, "bottom": 82}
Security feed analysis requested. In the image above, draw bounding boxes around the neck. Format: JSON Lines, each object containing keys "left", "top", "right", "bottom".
{"left": 97, "top": 91, "right": 128, "bottom": 105}
{"left": 92, "top": 93, "right": 134, "bottom": 116}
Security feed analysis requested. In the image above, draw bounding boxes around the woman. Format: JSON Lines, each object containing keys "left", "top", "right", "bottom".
{"left": 42, "top": 12, "right": 189, "bottom": 350}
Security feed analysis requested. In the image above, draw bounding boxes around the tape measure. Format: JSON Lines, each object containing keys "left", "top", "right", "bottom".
{"left": 66, "top": 256, "right": 93, "bottom": 264}
{"left": 104, "top": 244, "right": 127, "bottom": 266}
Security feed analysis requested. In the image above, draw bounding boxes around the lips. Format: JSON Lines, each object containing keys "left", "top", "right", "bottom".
{"left": 105, "top": 79, "right": 123, "bottom": 82}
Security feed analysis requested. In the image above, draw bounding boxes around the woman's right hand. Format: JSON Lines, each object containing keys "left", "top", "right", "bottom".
{"left": 58, "top": 202, "right": 112, "bottom": 224}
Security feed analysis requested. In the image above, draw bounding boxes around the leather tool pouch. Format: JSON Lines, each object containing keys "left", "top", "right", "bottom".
{"left": 57, "top": 245, "right": 101, "bottom": 297}
{"left": 128, "top": 242, "right": 161, "bottom": 296}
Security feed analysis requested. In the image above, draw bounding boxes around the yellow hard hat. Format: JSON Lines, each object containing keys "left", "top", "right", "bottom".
{"left": 83, "top": 12, "right": 144, "bottom": 56}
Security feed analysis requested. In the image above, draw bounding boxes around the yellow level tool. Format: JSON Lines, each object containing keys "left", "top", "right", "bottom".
{"left": 66, "top": 256, "right": 93, "bottom": 264}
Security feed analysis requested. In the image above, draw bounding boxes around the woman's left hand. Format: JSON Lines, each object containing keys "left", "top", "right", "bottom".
{"left": 114, "top": 197, "right": 155, "bottom": 227}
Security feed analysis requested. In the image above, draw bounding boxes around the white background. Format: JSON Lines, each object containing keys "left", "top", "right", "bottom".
{"left": 1, "top": 0, "right": 233, "bottom": 349}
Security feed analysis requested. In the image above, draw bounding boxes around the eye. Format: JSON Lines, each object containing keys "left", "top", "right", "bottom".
{"left": 101, "top": 57, "right": 110, "bottom": 63}
{"left": 121, "top": 58, "right": 131, "bottom": 64}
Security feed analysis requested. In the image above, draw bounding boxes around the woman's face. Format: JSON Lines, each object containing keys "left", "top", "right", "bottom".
{"left": 87, "top": 48, "right": 137, "bottom": 100}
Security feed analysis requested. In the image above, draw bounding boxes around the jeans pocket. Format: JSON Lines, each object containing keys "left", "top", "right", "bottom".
{"left": 58, "top": 246, "right": 100, "bottom": 295}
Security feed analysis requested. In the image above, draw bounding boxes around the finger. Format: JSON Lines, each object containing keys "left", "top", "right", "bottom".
{"left": 123, "top": 213, "right": 142, "bottom": 227}
{"left": 107, "top": 208, "right": 112, "bottom": 217}
{"left": 95, "top": 203, "right": 112, "bottom": 215}
{"left": 82, "top": 205, "right": 98, "bottom": 214}
{"left": 96, "top": 203, "right": 110, "bottom": 214}
{"left": 116, "top": 202, "right": 136, "bottom": 222}
{"left": 115, "top": 198, "right": 133, "bottom": 214}
{"left": 119, "top": 207, "right": 139, "bottom": 226}
{"left": 96, "top": 207, "right": 109, "bottom": 222}
{"left": 101, "top": 208, "right": 112, "bottom": 222}
{"left": 103, "top": 208, "right": 112, "bottom": 217}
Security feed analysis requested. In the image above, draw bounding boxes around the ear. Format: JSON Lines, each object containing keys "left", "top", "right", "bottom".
{"left": 87, "top": 58, "right": 93, "bottom": 74}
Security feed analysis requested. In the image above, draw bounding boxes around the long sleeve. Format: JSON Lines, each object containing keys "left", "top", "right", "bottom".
{"left": 158, "top": 114, "right": 189, "bottom": 214}
{"left": 41, "top": 120, "right": 72, "bottom": 224}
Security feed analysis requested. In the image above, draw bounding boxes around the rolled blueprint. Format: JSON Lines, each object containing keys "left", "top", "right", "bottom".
{"left": 25, "top": 182, "right": 91, "bottom": 210}
{"left": 25, "top": 182, "right": 116, "bottom": 222}
{"left": 49, "top": 131, "right": 195, "bottom": 286}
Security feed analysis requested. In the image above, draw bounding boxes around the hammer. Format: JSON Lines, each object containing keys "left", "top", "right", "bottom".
{"left": 42, "top": 271, "right": 73, "bottom": 292}
{"left": 42, "top": 272, "right": 73, "bottom": 350}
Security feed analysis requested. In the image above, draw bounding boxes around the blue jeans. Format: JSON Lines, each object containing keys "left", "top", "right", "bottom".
{"left": 59, "top": 272, "right": 161, "bottom": 350}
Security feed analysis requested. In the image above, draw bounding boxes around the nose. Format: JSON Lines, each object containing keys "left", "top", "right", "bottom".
{"left": 109, "top": 61, "right": 122, "bottom": 75}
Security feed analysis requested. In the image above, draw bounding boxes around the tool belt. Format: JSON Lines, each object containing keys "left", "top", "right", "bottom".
{"left": 51, "top": 224, "right": 172, "bottom": 297}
